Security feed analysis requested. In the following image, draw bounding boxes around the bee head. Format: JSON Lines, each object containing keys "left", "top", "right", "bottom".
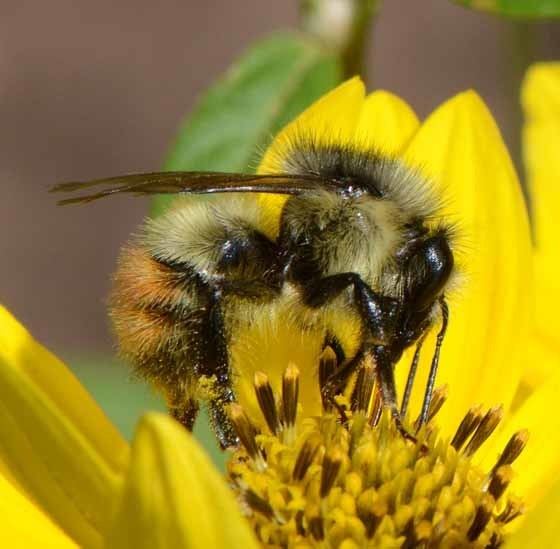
{"left": 397, "top": 228, "right": 454, "bottom": 347}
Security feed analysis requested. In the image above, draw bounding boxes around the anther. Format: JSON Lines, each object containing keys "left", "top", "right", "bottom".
{"left": 497, "top": 498, "right": 525, "bottom": 524}
{"left": 295, "top": 510, "right": 305, "bottom": 536}
{"left": 228, "top": 403, "right": 262, "bottom": 462}
{"left": 351, "top": 363, "right": 376, "bottom": 414}
{"left": 493, "top": 429, "right": 529, "bottom": 471}
{"left": 282, "top": 363, "right": 299, "bottom": 429}
{"left": 414, "top": 385, "right": 448, "bottom": 429}
{"left": 451, "top": 404, "right": 483, "bottom": 451}
{"left": 467, "top": 494, "right": 494, "bottom": 541}
{"left": 307, "top": 510, "right": 325, "bottom": 541}
{"left": 254, "top": 371, "right": 280, "bottom": 434}
{"left": 426, "top": 384, "right": 448, "bottom": 423}
{"left": 319, "top": 347, "right": 337, "bottom": 411}
{"left": 320, "top": 448, "right": 343, "bottom": 498}
{"left": 362, "top": 500, "right": 387, "bottom": 538}
{"left": 488, "top": 465, "right": 513, "bottom": 500}
{"left": 245, "top": 489, "right": 275, "bottom": 519}
{"left": 293, "top": 436, "right": 321, "bottom": 481}
{"left": 369, "top": 390, "right": 382, "bottom": 427}
{"left": 402, "top": 518, "right": 418, "bottom": 549}
{"left": 464, "top": 405, "right": 503, "bottom": 457}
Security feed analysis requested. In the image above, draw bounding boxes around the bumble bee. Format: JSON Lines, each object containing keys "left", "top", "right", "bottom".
{"left": 52, "top": 135, "right": 454, "bottom": 448}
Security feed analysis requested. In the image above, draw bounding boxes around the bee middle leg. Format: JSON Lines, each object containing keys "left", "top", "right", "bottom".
{"left": 303, "top": 273, "right": 418, "bottom": 440}
{"left": 303, "top": 272, "right": 399, "bottom": 345}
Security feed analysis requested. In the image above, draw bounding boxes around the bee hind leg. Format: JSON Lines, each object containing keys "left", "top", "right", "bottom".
{"left": 197, "top": 288, "right": 239, "bottom": 449}
{"left": 169, "top": 398, "right": 199, "bottom": 431}
{"left": 371, "top": 344, "right": 423, "bottom": 447}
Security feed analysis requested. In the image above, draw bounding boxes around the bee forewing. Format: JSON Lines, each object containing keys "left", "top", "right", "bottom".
{"left": 50, "top": 171, "right": 336, "bottom": 205}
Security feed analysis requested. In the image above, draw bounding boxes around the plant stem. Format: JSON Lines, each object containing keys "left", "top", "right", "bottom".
{"left": 300, "top": 0, "right": 380, "bottom": 80}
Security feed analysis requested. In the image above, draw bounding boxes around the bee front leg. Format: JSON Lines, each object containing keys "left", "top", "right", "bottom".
{"left": 371, "top": 344, "right": 419, "bottom": 445}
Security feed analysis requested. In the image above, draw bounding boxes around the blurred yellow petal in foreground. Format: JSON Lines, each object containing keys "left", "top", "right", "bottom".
{"left": 0, "top": 306, "right": 256, "bottom": 548}
{"left": 107, "top": 413, "right": 258, "bottom": 549}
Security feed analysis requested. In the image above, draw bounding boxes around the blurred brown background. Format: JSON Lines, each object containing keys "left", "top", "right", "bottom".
{"left": 2, "top": 0, "right": 559, "bottom": 359}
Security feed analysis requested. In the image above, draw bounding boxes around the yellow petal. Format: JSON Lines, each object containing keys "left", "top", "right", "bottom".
{"left": 505, "top": 476, "right": 560, "bottom": 549}
{"left": 398, "top": 91, "right": 532, "bottom": 433}
{"left": 522, "top": 63, "right": 560, "bottom": 373}
{"left": 519, "top": 334, "right": 560, "bottom": 392}
{"left": 522, "top": 62, "right": 560, "bottom": 120}
{"left": 354, "top": 90, "right": 420, "bottom": 155}
{"left": 0, "top": 472, "right": 77, "bottom": 548}
{"left": 258, "top": 76, "right": 366, "bottom": 174}
{"left": 482, "top": 370, "right": 560, "bottom": 507}
{"left": 0, "top": 305, "right": 129, "bottom": 547}
{"left": 107, "top": 413, "right": 259, "bottom": 549}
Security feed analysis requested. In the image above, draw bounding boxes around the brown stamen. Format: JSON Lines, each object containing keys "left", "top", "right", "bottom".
{"left": 351, "top": 363, "right": 376, "bottom": 414}
{"left": 307, "top": 509, "right": 324, "bottom": 541}
{"left": 414, "top": 384, "right": 448, "bottom": 429}
{"left": 493, "top": 429, "right": 529, "bottom": 470}
{"left": 320, "top": 448, "right": 343, "bottom": 498}
{"left": 282, "top": 363, "right": 299, "bottom": 428}
{"left": 488, "top": 465, "right": 513, "bottom": 500}
{"left": 497, "top": 497, "right": 525, "bottom": 524}
{"left": 254, "top": 371, "right": 280, "bottom": 434}
{"left": 426, "top": 384, "right": 448, "bottom": 423}
{"left": 467, "top": 494, "right": 494, "bottom": 541}
{"left": 293, "top": 435, "right": 321, "bottom": 481}
{"left": 369, "top": 390, "right": 382, "bottom": 427}
{"left": 358, "top": 497, "right": 388, "bottom": 539}
{"left": 245, "top": 489, "right": 274, "bottom": 519}
{"left": 451, "top": 404, "right": 483, "bottom": 451}
{"left": 228, "top": 403, "right": 261, "bottom": 461}
{"left": 464, "top": 405, "right": 503, "bottom": 456}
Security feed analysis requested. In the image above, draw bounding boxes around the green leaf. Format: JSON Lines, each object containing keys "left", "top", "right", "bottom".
{"left": 68, "top": 354, "right": 227, "bottom": 471}
{"left": 454, "top": 0, "right": 560, "bottom": 18}
{"left": 152, "top": 32, "right": 341, "bottom": 215}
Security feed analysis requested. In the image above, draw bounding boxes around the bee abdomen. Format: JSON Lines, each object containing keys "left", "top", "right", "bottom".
{"left": 109, "top": 245, "right": 205, "bottom": 388}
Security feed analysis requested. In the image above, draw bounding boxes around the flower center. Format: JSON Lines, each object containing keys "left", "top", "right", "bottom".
{"left": 227, "top": 356, "right": 527, "bottom": 547}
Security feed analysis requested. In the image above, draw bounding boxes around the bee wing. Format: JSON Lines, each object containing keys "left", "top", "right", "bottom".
{"left": 50, "top": 171, "right": 335, "bottom": 205}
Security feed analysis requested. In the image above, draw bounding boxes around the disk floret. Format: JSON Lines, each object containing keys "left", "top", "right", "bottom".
{"left": 227, "top": 363, "right": 528, "bottom": 547}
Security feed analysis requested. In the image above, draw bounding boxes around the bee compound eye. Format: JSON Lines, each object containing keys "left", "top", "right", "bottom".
{"left": 406, "top": 235, "right": 453, "bottom": 313}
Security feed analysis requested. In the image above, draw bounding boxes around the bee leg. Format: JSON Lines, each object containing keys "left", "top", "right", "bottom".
{"left": 169, "top": 398, "right": 199, "bottom": 431}
{"left": 400, "top": 333, "right": 428, "bottom": 417}
{"left": 371, "top": 344, "right": 419, "bottom": 445}
{"left": 416, "top": 297, "right": 449, "bottom": 429}
{"left": 198, "top": 288, "right": 239, "bottom": 449}
{"left": 303, "top": 272, "right": 399, "bottom": 345}
{"left": 320, "top": 347, "right": 366, "bottom": 422}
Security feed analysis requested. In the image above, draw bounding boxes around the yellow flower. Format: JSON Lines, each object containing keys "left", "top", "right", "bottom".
{"left": 1, "top": 73, "right": 560, "bottom": 546}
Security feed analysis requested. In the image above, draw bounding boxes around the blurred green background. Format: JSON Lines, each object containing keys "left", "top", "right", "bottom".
{"left": 66, "top": 354, "right": 227, "bottom": 469}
